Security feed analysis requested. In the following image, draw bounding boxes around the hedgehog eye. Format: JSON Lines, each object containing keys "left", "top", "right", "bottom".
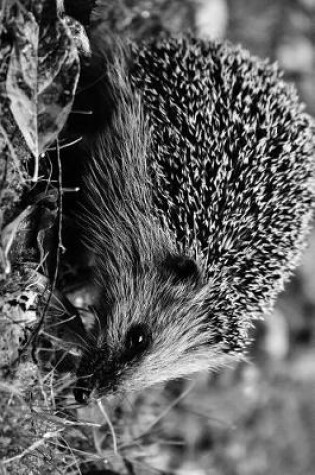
{"left": 125, "top": 324, "right": 152, "bottom": 359}
{"left": 162, "top": 254, "right": 201, "bottom": 284}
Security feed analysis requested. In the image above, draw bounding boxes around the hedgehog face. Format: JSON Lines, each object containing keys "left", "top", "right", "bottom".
{"left": 74, "top": 254, "right": 245, "bottom": 404}
{"left": 74, "top": 322, "right": 153, "bottom": 404}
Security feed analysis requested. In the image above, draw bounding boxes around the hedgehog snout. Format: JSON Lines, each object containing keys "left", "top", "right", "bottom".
{"left": 74, "top": 348, "right": 109, "bottom": 403}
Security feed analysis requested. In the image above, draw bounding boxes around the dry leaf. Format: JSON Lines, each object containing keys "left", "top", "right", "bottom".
{"left": 6, "top": 5, "right": 80, "bottom": 161}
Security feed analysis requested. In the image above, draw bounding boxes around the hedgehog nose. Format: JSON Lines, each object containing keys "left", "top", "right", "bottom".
{"left": 73, "top": 378, "right": 92, "bottom": 405}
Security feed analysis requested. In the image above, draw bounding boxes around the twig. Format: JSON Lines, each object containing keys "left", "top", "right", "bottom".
{"left": 97, "top": 398, "right": 119, "bottom": 454}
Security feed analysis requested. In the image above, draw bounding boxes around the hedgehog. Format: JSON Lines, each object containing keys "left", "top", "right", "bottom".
{"left": 69, "top": 32, "right": 315, "bottom": 404}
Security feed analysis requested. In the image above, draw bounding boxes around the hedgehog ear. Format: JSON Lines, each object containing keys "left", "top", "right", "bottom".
{"left": 159, "top": 254, "right": 202, "bottom": 285}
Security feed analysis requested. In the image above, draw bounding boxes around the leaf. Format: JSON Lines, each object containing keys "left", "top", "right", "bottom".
{"left": 5, "top": 4, "right": 81, "bottom": 161}
{"left": 36, "top": 18, "right": 81, "bottom": 154}
{"left": 5, "top": 8, "right": 39, "bottom": 159}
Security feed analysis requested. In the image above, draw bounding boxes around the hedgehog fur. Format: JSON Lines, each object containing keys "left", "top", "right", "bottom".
{"left": 72, "top": 33, "right": 315, "bottom": 403}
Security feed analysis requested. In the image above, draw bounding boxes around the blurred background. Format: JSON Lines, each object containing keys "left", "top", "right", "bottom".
{"left": 75, "top": 1, "right": 315, "bottom": 474}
